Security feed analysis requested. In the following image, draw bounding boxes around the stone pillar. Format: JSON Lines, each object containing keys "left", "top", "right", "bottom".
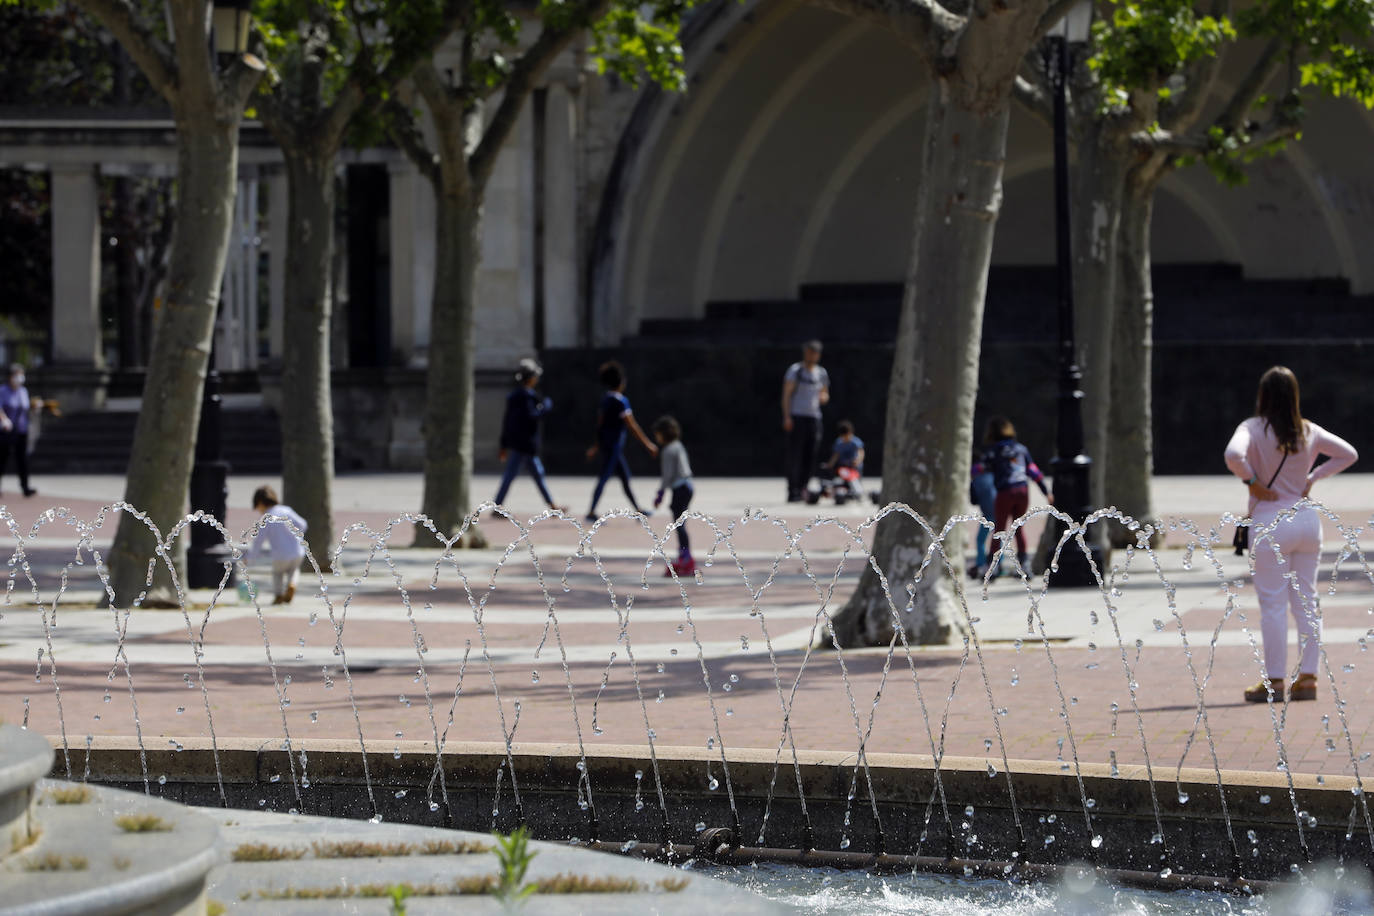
{"left": 265, "top": 168, "right": 287, "bottom": 364}
{"left": 40, "top": 164, "right": 109, "bottom": 411}
{"left": 387, "top": 160, "right": 435, "bottom": 366}
{"left": 49, "top": 165, "right": 103, "bottom": 368}
{"left": 543, "top": 81, "right": 580, "bottom": 348}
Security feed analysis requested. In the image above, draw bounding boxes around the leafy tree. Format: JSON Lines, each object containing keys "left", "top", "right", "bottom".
{"left": 57, "top": 0, "right": 265, "bottom": 605}
{"left": 388, "top": 0, "right": 692, "bottom": 544}
{"left": 812, "top": 0, "right": 1079, "bottom": 647}
{"left": 1016, "top": 0, "right": 1374, "bottom": 547}
{"left": 252, "top": 0, "right": 466, "bottom": 563}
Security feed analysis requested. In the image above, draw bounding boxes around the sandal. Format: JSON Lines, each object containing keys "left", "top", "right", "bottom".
{"left": 1289, "top": 673, "right": 1318, "bottom": 702}
{"left": 1244, "top": 678, "right": 1283, "bottom": 703}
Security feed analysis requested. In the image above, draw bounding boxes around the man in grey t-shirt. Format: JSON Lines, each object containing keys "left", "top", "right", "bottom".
{"left": 781, "top": 340, "right": 830, "bottom": 501}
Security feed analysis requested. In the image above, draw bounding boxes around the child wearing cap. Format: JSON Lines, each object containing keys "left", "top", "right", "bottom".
{"left": 494, "top": 358, "right": 565, "bottom": 513}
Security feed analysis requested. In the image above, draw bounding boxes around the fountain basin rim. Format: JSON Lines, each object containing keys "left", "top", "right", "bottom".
{"left": 48, "top": 734, "right": 1360, "bottom": 790}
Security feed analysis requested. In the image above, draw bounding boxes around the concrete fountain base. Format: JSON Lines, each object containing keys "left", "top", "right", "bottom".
{"left": 1, "top": 727, "right": 781, "bottom": 914}
{"left": 51, "top": 734, "right": 1374, "bottom": 883}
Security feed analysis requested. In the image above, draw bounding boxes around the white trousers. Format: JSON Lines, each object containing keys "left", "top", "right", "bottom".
{"left": 1251, "top": 504, "right": 1322, "bottom": 679}
{"left": 271, "top": 557, "right": 302, "bottom": 597}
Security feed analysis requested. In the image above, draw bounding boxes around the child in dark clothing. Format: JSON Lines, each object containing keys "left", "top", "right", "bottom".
{"left": 652, "top": 416, "right": 695, "bottom": 576}
{"left": 494, "top": 359, "right": 565, "bottom": 513}
{"left": 968, "top": 448, "right": 998, "bottom": 579}
{"left": 972, "top": 416, "right": 1053, "bottom": 574}
{"left": 586, "top": 361, "right": 658, "bottom": 520}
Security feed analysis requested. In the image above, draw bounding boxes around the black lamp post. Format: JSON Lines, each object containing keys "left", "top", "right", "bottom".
{"left": 1043, "top": 0, "right": 1104, "bottom": 587}
{"left": 187, "top": 340, "right": 235, "bottom": 590}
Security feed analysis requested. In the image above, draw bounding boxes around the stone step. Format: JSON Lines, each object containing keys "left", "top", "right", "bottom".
{"left": 30, "top": 409, "right": 284, "bottom": 475}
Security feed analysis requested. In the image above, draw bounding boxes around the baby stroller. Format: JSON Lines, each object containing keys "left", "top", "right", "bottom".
{"left": 805, "top": 463, "right": 865, "bottom": 506}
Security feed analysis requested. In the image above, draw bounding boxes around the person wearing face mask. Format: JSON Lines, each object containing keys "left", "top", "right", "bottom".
{"left": 0, "top": 364, "right": 36, "bottom": 497}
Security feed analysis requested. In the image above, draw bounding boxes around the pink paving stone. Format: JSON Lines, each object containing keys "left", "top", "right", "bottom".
{"left": 7, "top": 639, "right": 1371, "bottom": 777}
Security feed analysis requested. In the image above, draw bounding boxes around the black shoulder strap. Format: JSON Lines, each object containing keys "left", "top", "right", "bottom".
{"left": 1267, "top": 451, "right": 1289, "bottom": 488}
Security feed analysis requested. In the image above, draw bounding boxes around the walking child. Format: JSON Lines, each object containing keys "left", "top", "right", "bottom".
{"left": 245, "top": 486, "right": 308, "bottom": 604}
{"left": 652, "top": 416, "right": 695, "bottom": 576}
{"left": 493, "top": 358, "right": 566, "bottom": 513}
{"left": 585, "top": 361, "right": 657, "bottom": 520}
{"left": 973, "top": 417, "right": 1052, "bottom": 575}
{"left": 968, "top": 448, "right": 997, "bottom": 579}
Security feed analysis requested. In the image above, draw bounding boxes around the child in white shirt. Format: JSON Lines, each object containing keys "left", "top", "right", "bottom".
{"left": 245, "top": 485, "right": 308, "bottom": 604}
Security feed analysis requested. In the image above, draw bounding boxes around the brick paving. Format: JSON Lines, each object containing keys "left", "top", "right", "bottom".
{"left": 4, "top": 472, "right": 1374, "bottom": 782}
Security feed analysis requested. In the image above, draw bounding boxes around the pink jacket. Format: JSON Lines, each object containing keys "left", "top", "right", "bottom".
{"left": 1224, "top": 417, "right": 1357, "bottom": 514}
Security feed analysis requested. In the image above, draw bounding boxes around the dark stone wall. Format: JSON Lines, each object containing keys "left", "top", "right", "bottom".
{"left": 535, "top": 339, "right": 1374, "bottom": 482}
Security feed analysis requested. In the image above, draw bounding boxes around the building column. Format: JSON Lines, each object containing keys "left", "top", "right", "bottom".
{"left": 387, "top": 160, "right": 434, "bottom": 366}
{"left": 38, "top": 163, "right": 109, "bottom": 412}
{"left": 542, "top": 81, "right": 580, "bottom": 348}
{"left": 265, "top": 167, "right": 287, "bottom": 364}
{"left": 49, "top": 164, "right": 103, "bottom": 368}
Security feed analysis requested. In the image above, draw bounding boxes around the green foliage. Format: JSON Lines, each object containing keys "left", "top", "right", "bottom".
{"left": 492, "top": 826, "right": 538, "bottom": 905}
{"left": 1089, "top": 0, "right": 1234, "bottom": 108}
{"left": 388, "top": 883, "right": 410, "bottom": 916}
{"left": 1087, "top": 0, "right": 1374, "bottom": 183}
{"left": 590, "top": 0, "right": 693, "bottom": 91}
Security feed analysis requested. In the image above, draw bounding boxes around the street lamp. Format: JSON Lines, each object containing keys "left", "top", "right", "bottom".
{"left": 1043, "top": 0, "right": 1104, "bottom": 587}
{"left": 211, "top": 0, "right": 265, "bottom": 71}
{"left": 187, "top": 340, "right": 235, "bottom": 590}
{"left": 212, "top": 0, "right": 253, "bottom": 55}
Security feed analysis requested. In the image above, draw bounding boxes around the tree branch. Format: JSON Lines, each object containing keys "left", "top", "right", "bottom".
{"left": 1215, "top": 39, "right": 1284, "bottom": 133}
{"left": 1031, "top": 0, "right": 1086, "bottom": 43}
{"left": 1130, "top": 115, "right": 1297, "bottom": 156}
{"left": 468, "top": 11, "right": 602, "bottom": 189}
{"left": 70, "top": 0, "right": 177, "bottom": 101}
{"left": 384, "top": 96, "right": 442, "bottom": 187}
{"left": 1160, "top": 0, "right": 1232, "bottom": 132}
{"left": 801, "top": 0, "right": 952, "bottom": 58}
{"left": 324, "top": 0, "right": 473, "bottom": 143}
{"left": 219, "top": 55, "right": 267, "bottom": 115}
{"left": 1013, "top": 67, "right": 1053, "bottom": 127}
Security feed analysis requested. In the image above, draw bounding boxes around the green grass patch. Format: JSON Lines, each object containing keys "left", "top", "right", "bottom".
{"left": 232, "top": 843, "right": 307, "bottom": 862}
{"left": 45, "top": 785, "right": 93, "bottom": 805}
{"left": 114, "top": 813, "right": 173, "bottom": 833}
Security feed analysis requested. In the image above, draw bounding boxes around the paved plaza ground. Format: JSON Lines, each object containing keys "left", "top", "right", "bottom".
{"left": 4, "top": 472, "right": 1374, "bottom": 785}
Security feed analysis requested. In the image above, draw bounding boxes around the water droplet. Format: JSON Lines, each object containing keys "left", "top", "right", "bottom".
{"left": 1091, "top": 835, "right": 1103, "bottom": 848}
{"left": 965, "top": 805, "right": 975, "bottom": 817}
{"left": 157, "top": 774, "right": 167, "bottom": 786}
{"left": 839, "top": 837, "right": 851, "bottom": 849}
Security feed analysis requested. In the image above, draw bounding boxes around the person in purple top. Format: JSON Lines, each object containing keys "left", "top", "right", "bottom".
{"left": 972, "top": 416, "right": 1052, "bottom": 574}
{"left": 0, "top": 364, "right": 37, "bottom": 497}
{"left": 585, "top": 361, "right": 657, "bottom": 520}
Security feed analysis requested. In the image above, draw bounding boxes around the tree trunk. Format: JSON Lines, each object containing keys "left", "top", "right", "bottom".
{"left": 1105, "top": 173, "right": 1159, "bottom": 541}
{"left": 1071, "top": 124, "right": 1128, "bottom": 511}
{"left": 278, "top": 147, "right": 337, "bottom": 566}
{"left": 415, "top": 177, "right": 486, "bottom": 547}
{"left": 826, "top": 93, "right": 1010, "bottom": 648}
{"left": 106, "top": 114, "right": 239, "bottom": 605}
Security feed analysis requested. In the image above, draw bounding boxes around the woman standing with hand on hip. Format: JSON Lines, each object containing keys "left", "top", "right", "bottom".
{"left": 1225, "top": 366, "right": 1357, "bottom": 704}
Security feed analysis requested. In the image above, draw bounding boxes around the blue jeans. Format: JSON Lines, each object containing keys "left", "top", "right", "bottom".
{"left": 589, "top": 443, "right": 640, "bottom": 514}
{"left": 494, "top": 451, "right": 554, "bottom": 506}
{"left": 669, "top": 482, "right": 694, "bottom": 555}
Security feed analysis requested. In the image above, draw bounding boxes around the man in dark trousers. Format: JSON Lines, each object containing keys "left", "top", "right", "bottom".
{"left": 781, "top": 340, "right": 830, "bottom": 502}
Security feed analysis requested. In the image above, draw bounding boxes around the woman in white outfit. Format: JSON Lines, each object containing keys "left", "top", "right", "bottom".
{"left": 1224, "top": 366, "right": 1358, "bottom": 703}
